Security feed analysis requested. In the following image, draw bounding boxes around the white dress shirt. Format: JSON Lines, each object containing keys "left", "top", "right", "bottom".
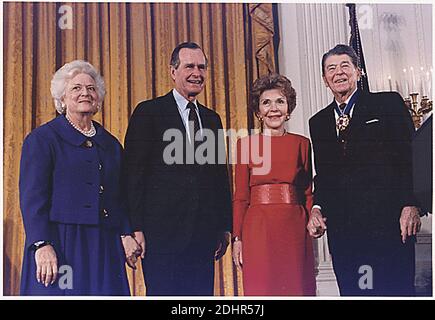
{"left": 172, "top": 89, "right": 203, "bottom": 143}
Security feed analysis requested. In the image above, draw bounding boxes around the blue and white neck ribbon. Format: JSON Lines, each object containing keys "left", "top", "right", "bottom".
{"left": 334, "top": 91, "right": 359, "bottom": 131}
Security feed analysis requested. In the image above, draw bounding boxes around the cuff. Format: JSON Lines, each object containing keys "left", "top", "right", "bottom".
{"left": 32, "top": 240, "right": 52, "bottom": 251}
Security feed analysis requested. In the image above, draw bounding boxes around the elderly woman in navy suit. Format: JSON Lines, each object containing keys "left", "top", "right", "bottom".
{"left": 19, "top": 60, "right": 141, "bottom": 295}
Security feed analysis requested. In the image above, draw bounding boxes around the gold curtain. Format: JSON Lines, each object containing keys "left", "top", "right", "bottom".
{"left": 3, "top": 2, "right": 276, "bottom": 296}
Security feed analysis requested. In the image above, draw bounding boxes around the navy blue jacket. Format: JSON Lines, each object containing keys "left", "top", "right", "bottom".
{"left": 19, "top": 115, "right": 131, "bottom": 249}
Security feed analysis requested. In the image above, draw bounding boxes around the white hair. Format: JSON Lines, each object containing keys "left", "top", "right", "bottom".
{"left": 50, "top": 60, "right": 105, "bottom": 114}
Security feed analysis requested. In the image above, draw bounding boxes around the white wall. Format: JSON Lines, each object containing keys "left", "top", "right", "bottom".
{"left": 359, "top": 3, "right": 432, "bottom": 99}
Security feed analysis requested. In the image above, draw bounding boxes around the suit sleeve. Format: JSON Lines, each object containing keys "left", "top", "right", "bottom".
{"left": 309, "top": 117, "right": 326, "bottom": 212}
{"left": 214, "top": 115, "right": 233, "bottom": 234}
{"left": 122, "top": 103, "right": 153, "bottom": 231}
{"left": 19, "top": 131, "right": 54, "bottom": 248}
{"left": 119, "top": 207, "right": 133, "bottom": 235}
{"left": 301, "top": 139, "right": 314, "bottom": 215}
{"left": 118, "top": 145, "right": 133, "bottom": 235}
{"left": 386, "top": 92, "right": 419, "bottom": 209}
{"left": 232, "top": 138, "right": 249, "bottom": 238}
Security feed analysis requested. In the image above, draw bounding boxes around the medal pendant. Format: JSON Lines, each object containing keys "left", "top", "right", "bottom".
{"left": 337, "top": 115, "right": 350, "bottom": 131}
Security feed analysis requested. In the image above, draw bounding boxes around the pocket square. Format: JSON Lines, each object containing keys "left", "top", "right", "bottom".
{"left": 365, "top": 119, "right": 379, "bottom": 124}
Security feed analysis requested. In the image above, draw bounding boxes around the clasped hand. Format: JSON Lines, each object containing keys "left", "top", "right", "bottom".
{"left": 306, "top": 206, "right": 421, "bottom": 243}
{"left": 307, "top": 207, "right": 327, "bottom": 238}
{"left": 122, "top": 234, "right": 144, "bottom": 270}
{"left": 34, "top": 234, "right": 144, "bottom": 288}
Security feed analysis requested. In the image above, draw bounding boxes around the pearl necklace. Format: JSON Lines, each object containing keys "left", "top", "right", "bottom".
{"left": 65, "top": 114, "right": 96, "bottom": 137}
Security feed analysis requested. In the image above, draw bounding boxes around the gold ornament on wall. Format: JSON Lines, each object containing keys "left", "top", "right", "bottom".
{"left": 404, "top": 93, "right": 433, "bottom": 129}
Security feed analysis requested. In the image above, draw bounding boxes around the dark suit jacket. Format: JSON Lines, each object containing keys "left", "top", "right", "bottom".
{"left": 123, "top": 91, "right": 232, "bottom": 254}
{"left": 19, "top": 115, "right": 131, "bottom": 249}
{"left": 412, "top": 115, "right": 432, "bottom": 214}
{"left": 309, "top": 91, "right": 417, "bottom": 252}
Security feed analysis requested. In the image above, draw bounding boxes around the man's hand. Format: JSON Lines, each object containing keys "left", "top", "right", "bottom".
{"left": 215, "top": 231, "right": 230, "bottom": 261}
{"left": 307, "top": 207, "right": 327, "bottom": 238}
{"left": 400, "top": 206, "right": 421, "bottom": 243}
{"left": 121, "top": 235, "right": 143, "bottom": 269}
{"left": 133, "top": 231, "right": 146, "bottom": 259}
{"left": 35, "top": 244, "right": 58, "bottom": 287}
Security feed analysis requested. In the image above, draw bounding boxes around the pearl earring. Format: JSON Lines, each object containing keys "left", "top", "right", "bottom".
{"left": 61, "top": 103, "right": 67, "bottom": 114}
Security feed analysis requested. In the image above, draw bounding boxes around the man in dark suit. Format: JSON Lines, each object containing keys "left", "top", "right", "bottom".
{"left": 412, "top": 115, "right": 432, "bottom": 214}
{"left": 123, "top": 42, "right": 232, "bottom": 296}
{"left": 308, "top": 44, "right": 422, "bottom": 296}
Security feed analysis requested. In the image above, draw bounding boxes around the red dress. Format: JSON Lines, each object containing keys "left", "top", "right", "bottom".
{"left": 233, "top": 133, "right": 316, "bottom": 296}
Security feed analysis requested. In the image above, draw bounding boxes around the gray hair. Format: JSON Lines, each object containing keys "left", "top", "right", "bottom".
{"left": 50, "top": 60, "right": 105, "bottom": 114}
{"left": 321, "top": 44, "right": 359, "bottom": 76}
{"left": 170, "top": 42, "right": 208, "bottom": 69}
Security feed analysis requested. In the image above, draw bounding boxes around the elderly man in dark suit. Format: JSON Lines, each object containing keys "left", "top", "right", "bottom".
{"left": 123, "top": 42, "right": 232, "bottom": 296}
{"left": 308, "top": 44, "right": 422, "bottom": 296}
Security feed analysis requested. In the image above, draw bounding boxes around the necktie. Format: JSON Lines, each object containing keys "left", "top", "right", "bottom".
{"left": 187, "top": 102, "right": 200, "bottom": 143}
{"left": 337, "top": 103, "right": 349, "bottom": 153}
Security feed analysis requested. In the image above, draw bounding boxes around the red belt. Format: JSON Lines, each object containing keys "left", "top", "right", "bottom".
{"left": 250, "top": 184, "right": 300, "bottom": 205}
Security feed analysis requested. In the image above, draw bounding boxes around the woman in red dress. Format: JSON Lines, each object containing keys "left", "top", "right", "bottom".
{"left": 232, "top": 74, "right": 316, "bottom": 296}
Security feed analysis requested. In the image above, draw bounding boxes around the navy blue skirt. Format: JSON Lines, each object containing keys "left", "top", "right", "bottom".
{"left": 20, "top": 222, "right": 130, "bottom": 296}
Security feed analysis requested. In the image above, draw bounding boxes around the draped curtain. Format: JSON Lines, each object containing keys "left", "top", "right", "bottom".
{"left": 3, "top": 2, "right": 276, "bottom": 296}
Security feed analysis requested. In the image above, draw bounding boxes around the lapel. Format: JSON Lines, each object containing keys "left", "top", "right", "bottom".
{"left": 49, "top": 115, "right": 88, "bottom": 146}
{"left": 48, "top": 114, "right": 111, "bottom": 149}
{"left": 164, "top": 90, "right": 214, "bottom": 132}
{"left": 346, "top": 91, "right": 373, "bottom": 140}
{"left": 197, "top": 103, "right": 214, "bottom": 131}
{"left": 92, "top": 122, "right": 112, "bottom": 150}
{"left": 160, "top": 91, "right": 188, "bottom": 138}
{"left": 322, "top": 101, "right": 339, "bottom": 143}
